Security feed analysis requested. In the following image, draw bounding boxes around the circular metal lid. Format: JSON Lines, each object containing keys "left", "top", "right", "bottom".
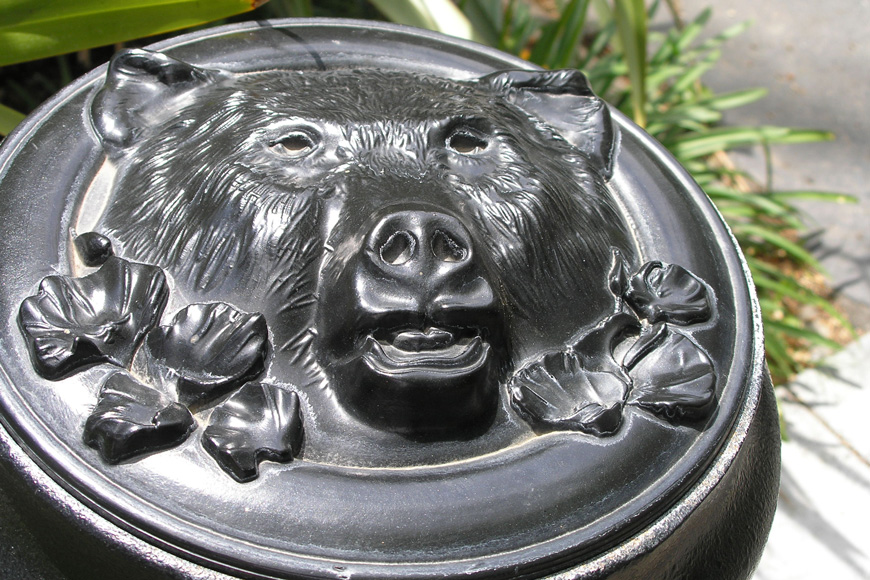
{"left": 0, "top": 19, "right": 760, "bottom": 579}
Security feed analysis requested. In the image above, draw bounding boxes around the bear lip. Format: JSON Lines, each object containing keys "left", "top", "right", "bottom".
{"left": 390, "top": 327, "right": 457, "bottom": 351}
{"left": 362, "top": 331, "right": 490, "bottom": 376}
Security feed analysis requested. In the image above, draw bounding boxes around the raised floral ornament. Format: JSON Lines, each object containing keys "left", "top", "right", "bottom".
{"left": 18, "top": 251, "right": 303, "bottom": 477}
{"left": 510, "top": 255, "right": 716, "bottom": 436}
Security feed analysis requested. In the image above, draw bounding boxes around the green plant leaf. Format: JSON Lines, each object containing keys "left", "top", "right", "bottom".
{"left": 645, "top": 64, "right": 688, "bottom": 88}
{"left": 705, "top": 187, "right": 803, "bottom": 226}
{"left": 748, "top": 263, "right": 839, "bottom": 316}
{"left": 672, "top": 126, "right": 834, "bottom": 160}
{"left": 764, "top": 320, "right": 842, "bottom": 350}
{"left": 702, "top": 88, "right": 768, "bottom": 110}
{"left": 650, "top": 104, "right": 722, "bottom": 125}
{"left": 763, "top": 324, "right": 796, "bottom": 380}
{"left": 578, "top": 17, "right": 615, "bottom": 69}
{"left": 0, "top": 0, "right": 267, "bottom": 67}
{"left": 673, "top": 7, "right": 711, "bottom": 53}
{"left": 749, "top": 260, "right": 854, "bottom": 334}
{"left": 613, "top": 0, "right": 647, "bottom": 127}
{"left": 692, "top": 19, "right": 752, "bottom": 54}
{"left": 369, "top": 0, "right": 480, "bottom": 42}
{"left": 666, "top": 50, "right": 718, "bottom": 95}
{"left": 769, "top": 190, "right": 857, "bottom": 204}
{"left": 458, "top": 0, "right": 505, "bottom": 49}
{"left": 528, "top": 0, "right": 590, "bottom": 69}
{"left": 732, "top": 223, "right": 822, "bottom": 269}
{"left": 0, "top": 102, "right": 25, "bottom": 136}
{"left": 553, "top": 0, "right": 591, "bottom": 69}
{"left": 265, "top": 0, "right": 312, "bottom": 17}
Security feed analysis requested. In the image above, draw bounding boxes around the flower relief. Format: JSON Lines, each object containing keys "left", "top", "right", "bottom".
{"left": 509, "top": 249, "right": 717, "bottom": 436}
{"left": 18, "top": 234, "right": 303, "bottom": 482}
{"left": 19, "top": 233, "right": 717, "bottom": 481}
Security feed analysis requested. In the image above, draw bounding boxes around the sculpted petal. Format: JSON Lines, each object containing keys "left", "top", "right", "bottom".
{"left": 624, "top": 261, "right": 712, "bottom": 325}
{"left": 145, "top": 302, "right": 269, "bottom": 410}
{"left": 201, "top": 383, "right": 304, "bottom": 482}
{"left": 84, "top": 371, "right": 195, "bottom": 464}
{"left": 18, "top": 257, "right": 168, "bottom": 379}
{"left": 510, "top": 350, "right": 628, "bottom": 436}
{"left": 626, "top": 327, "right": 716, "bottom": 421}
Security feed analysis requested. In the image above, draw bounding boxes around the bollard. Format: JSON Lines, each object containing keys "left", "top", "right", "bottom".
{"left": 0, "top": 20, "right": 779, "bottom": 580}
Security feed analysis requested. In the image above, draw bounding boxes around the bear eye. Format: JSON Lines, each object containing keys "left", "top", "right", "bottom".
{"left": 447, "top": 131, "right": 488, "bottom": 155}
{"left": 271, "top": 132, "right": 317, "bottom": 156}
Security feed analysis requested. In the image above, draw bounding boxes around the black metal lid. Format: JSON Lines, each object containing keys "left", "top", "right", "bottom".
{"left": 0, "top": 19, "right": 764, "bottom": 579}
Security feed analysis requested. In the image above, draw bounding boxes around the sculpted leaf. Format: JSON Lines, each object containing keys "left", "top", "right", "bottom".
{"left": 510, "top": 350, "right": 628, "bottom": 436}
{"left": 18, "top": 257, "right": 168, "bottom": 379}
{"left": 625, "top": 324, "right": 716, "bottom": 421}
{"left": 84, "top": 371, "right": 195, "bottom": 463}
{"left": 145, "top": 302, "right": 269, "bottom": 410}
{"left": 624, "top": 261, "right": 712, "bottom": 325}
{"left": 201, "top": 383, "right": 303, "bottom": 482}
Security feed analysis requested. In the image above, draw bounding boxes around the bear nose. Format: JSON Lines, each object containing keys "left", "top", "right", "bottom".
{"left": 367, "top": 211, "right": 472, "bottom": 274}
{"left": 359, "top": 210, "right": 494, "bottom": 324}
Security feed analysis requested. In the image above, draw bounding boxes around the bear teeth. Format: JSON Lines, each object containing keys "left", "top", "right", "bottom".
{"left": 391, "top": 328, "right": 455, "bottom": 351}
{"left": 363, "top": 335, "right": 488, "bottom": 374}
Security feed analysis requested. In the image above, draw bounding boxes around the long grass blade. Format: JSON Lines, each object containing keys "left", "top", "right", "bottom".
{"left": 0, "top": 0, "right": 267, "bottom": 67}
{"left": 702, "top": 88, "right": 768, "bottom": 110}
{"left": 370, "top": 0, "right": 479, "bottom": 41}
{"left": 733, "top": 223, "right": 822, "bottom": 269}
{"left": 763, "top": 325, "right": 797, "bottom": 380}
{"left": 529, "top": 0, "right": 589, "bottom": 69}
{"left": 747, "top": 258, "right": 854, "bottom": 330}
{"left": 750, "top": 271, "right": 840, "bottom": 320}
{"left": 0, "top": 102, "right": 25, "bottom": 136}
{"left": 764, "top": 320, "right": 842, "bottom": 350}
{"left": 672, "top": 126, "right": 834, "bottom": 160}
{"left": 768, "top": 190, "right": 857, "bottom": 204}
{"left": 613, "top": 0, "right": 647, "bottom": 127}
{"left": 456, "top": 0, "right": 502, "bottom": 48}
{"left": 553, "top": 0, "right": 591, "bottom": 69}
{"left": 705, "top": 187, "right": 800, "bottom": 219}
{"left": 673, "top": 7, "right": 711, "bottom": 53}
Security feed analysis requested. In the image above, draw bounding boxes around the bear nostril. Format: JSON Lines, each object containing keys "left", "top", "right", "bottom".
{"left": 380, "top": 231, "right": 416, "bottom": 265}
{"left": 431, "top": 229, "right": 468, "bottom": 263}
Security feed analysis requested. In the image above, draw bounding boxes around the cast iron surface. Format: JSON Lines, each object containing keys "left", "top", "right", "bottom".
{"left": 0, "top": 19, "right": 772, "bottom": 579}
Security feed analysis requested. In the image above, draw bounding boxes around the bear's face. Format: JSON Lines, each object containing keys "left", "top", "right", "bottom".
{"left": 90, "top": 50, "right": 635, "bottom": 440}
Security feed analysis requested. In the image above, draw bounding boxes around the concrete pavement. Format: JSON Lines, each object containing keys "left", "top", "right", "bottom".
{"left": 668, "top": 1, "right": 870, "bottom": 577}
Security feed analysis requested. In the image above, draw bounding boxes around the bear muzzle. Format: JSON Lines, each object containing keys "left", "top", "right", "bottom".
{"left": 315, "top": 209, "right": 507, "bottom": 436}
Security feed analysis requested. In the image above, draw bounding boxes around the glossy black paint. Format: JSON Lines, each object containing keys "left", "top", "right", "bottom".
{"left": 0, "top": 19, "right": 778, "bottom": 580}
{"left": 202, "top": 382, "right": 303, "bottom": 482}
{"left": 73, "top": 231, "right": 113, "bottom": 267}
{"left": 84, "top": 371, "right": 195, "bottom": 464}
{"left": 316, "top": 207, "right": 507, "bottom": 435}
{"left": 18, "top": 257, "right": 168, "bottom": 380}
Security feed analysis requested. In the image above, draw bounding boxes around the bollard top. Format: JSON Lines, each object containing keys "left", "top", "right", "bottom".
{"left": 0, "top": 19, "right": 763, "bottom": 579}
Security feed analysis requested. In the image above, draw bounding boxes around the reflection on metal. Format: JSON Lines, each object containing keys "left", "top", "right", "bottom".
{"left": 0, "top": 20, "right": 778, "bottom": 580}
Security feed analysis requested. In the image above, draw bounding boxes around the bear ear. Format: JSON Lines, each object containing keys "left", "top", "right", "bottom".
{"left": 481, "top": 69, "right": 619, "bottom": 179}
{"left": 91, "top": 49, "right": 220, "bottom": 151}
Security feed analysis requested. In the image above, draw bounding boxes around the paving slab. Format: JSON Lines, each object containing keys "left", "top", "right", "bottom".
{"left": 753, "top": 334, "right": 870, "bottom": 580}
{"left": 651, "top": 9, "right": 870, "bottom": 572}
{"left": 671, "top": 0, "right": 870, "bottom": 309}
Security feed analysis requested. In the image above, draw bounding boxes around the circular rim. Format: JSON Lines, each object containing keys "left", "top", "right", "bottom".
{"left": 0, "top": 18, "right": 763, "bottom": 579}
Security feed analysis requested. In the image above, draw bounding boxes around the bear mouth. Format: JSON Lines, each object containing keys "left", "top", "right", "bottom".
{"left": 362, "top": 327, "right": 490, "bottom": 377}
